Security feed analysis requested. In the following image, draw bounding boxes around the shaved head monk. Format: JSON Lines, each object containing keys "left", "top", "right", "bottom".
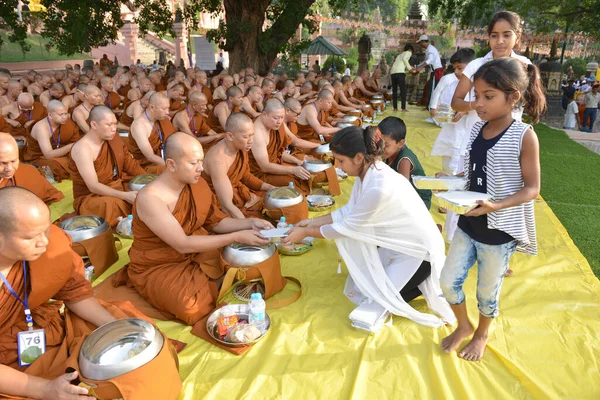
{"left": 192, "top": 70, "right": 213, "bottom": 108}
{"left": 25, "top": 100, "right": 81, "bottom": 181}
{"left": 1, "top": 93, "right": 47, "bottom": 140}
{"left": 0, "top": 80, "right": 23, "bottom": 108}
{"left": 61, "top": 82, "right": 85, "bottom": 113}
{"left": 126, "top": 77, "right": 152, "bottom": 107}
{"left": 0, "top": 187, "right": 181, "bottom": 400}
{"left": 99, "top": 76, "right": 124, "bottom": 115}
{"left": 0, "top": 72, "right": 9, "bottom": 97}
{"left": 212, "top": 74, "right": 234, "bottom": 105}
{"left": 62, "top": 70, "right": 80, "bottom": 94}
{"left": 39, "top": 83, "right": 65, "bottom": 108}
{"left": 166, "top": 84, "right": 186, "bottom": 118}
{"left": 115, "top": 132, "right": 272, "bottom": 327}
{"left": 69, "top": 106, "right": 146, "bottom": 228}
{"left": 296, "top": 89, "right": 339, "bottom": 144}
{"left": 72, "top": 84, "right": 104, "bottom": 133}
{"left": 239, "top": 85, "right": 264, "bottom": 120}
{"left": 206, "top": 85, "right": 243, "bottom": 134}
{"left": 117, "top": 90, "right": 154, "bottom": 133}
{"left": 0, "top": 133, "right": 63, "bottom": 204}
{"left": 172, "top": 90, "right": 222, "bottom": 150}
{"left": 202, "top": 113, "right": 275, "bottom": 219}
{"left": 128, "top": 92, "right": 176, "bottom": 173}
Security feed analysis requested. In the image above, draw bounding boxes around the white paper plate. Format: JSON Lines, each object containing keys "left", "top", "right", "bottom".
{"left": 434, "top": 191, "right": 492, "bottom": 215}
{"left": 412, "top": 176, "right": 467, "bottom": 191}
{"left": 260, "top": 227, "right": 291, "bottom": 238}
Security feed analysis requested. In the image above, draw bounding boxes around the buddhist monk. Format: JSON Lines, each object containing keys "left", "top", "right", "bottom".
{"left": 126, "top": 77, "right": 152, "bottom": 105}
{"left": 172, "top": 91, "right": 222, "bottom": 150}
{"left": 62, "top": 70, "right": 79, "bottom": 94}
{"left": 206, "top": 86, "right": 243, "bottom": 133}
{"left": 0, "top": 80, "right": 22, "bottom": 107}
{"left": 297, "top": 81, "right": 317, "bottom": 105}
{"left": 0, "top": 186, "right": 181, "bottom": 400}
{"left": 329, "top": 80, "right": 362, "bottom": 113}
{"left": 249, "top": 98, "right": 312, "bottom": 193}
{"left": 239, "top": 85, "right": 264, "bottom": 120}
{"left": 116, "top": 132, "right": 272, "bottom": 327}
{"left": 260, "top": 78, "right": 275, "bottom": 102}
{"left": 25, "top": 100, "right": 80, "bottom": 181}
{"left": 99, "top": 76, "right": 123, "bottom": 115}
{"left": 0, "top": 72, "right": 9, "bottom": 98}
{"left": 61, "top": 82, "right": 85, "bottom": 114}
{"left": 2, "top": 93, "right": 47, "bottom": 140}
{"left": 39, "top": 83, "right": 65, "bottom": 108}
{"left": 191, "top": 70, "right": 213, "bottom": 108}
{"left": 167, "top": 71, "right": 191, "bottom": 98}
{"left": 166, "top": 84, "right": 186, "bottom": 118}
{"left": 148, "top": 71, "right": 166, "bottom": 92}
{"left": 72, "top": 85, "right": 104, "bottom": 133}
{"left": 306, "top": 71, "right": 318, "bottom": 91}
{"left": 69, "top": 106, "right": 146, "bottom": 228}
{"left": 296, "top": 89, "right": 339, "bottom": 143}
{"left": 116, "top": 73, "right": 131, "bottom": 98}
{"left": 0, "top": 133, "right": 63, "bottom": 204}
{"left": 273, "top": 79, "right": 299, "bottom": 104}
{"left": 117, "top": 90, "right": 153, "bottom": 132}
{"left": 352, "top": 75, "right": 377, "bottom": 102}
{"left": 203, "top": 113, "right": 275, "bottom": 219}
{"left": 128, "top": 92, "right": 176, "bottom": 173}
{"left": 366, "top": 68, "right": 391, "bottom": 100}
{"left": 212, "top": 75, "right": 234, "bottom": 105}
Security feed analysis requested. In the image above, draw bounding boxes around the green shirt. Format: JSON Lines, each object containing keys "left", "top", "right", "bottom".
{"left": 387, "top": 145, "right": 432, "bottom": 209}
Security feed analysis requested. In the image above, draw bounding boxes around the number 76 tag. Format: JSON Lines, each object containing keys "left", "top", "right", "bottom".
{"left": 17, "top": 329, "right": 46, "bottom": 367}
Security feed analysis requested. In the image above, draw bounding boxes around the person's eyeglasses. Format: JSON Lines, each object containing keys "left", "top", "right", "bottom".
{"left": 287, "top": 108, "right": 300, "bottom": 117}
{"left": 18, "top": 106, "right": 33, "bottom": 112}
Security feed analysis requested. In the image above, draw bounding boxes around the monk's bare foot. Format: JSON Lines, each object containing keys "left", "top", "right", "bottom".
{"left": 441, "top": 324, "right": 474, "bottom": 353}
{"left": 504, "top": 268, "right": 513, "bottom": 277}
{"left": 458, "top": 333, "right": 488, "bottom": 361}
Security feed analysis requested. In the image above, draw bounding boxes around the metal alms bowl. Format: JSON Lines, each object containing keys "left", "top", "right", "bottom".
{"left": 128, "top": 174, "right": 158, "bottom": 191}
{"left": 263, "top": 186, "right": 304, "bottom": 209}
{"left": 372, "top": 94, "right": 384, "bottom": 100}
{"left": 207, "top": 304, "right": 271, "bottom": 347}
{"left": 79, "top": 318, "right": 164, "bottom": 381}
{"left": 303, "top": 159, "right": 332, "bottom": 173}
{"left": 370, "top": 99, "right": 384, "bottom": 105}
{"left": 314, "top": 143, "right": 332, "bottom": 155}
{"left": 337, "top": 122, "right": 354, "bottom": 129}
{"left": 222, "top": 242, "right": 276, "bottom": 266}
{"left": 60, "top": 215, "right": 110, "bottom": 243}
{"left": 342, "top": 115, "right": 360, "bottom": 123}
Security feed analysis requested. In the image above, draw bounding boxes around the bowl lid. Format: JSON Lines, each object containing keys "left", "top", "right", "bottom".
{"left": 337, "top": 123, "right": 354, "bottom": 129}
{"left": 60, "top": 216, "right": 107, "bottom": 232}
{"left": 129, "top": 174, "right": 158, "bottom": 185}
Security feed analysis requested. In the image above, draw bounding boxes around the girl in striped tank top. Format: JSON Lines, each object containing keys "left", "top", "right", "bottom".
{"left": 439, "top": 58, "right": 546, "bottom": 361}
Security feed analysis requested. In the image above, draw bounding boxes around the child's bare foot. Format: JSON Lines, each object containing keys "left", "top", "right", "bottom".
{"left": 504, "top": 268, "right": 513, "bottom": 277}
{"left": 438, "top": 207, "right": 447, "bottom": 214}
{"left": 441, "top": 324, "right": 474, "bottom": 353}
{"left": 458, "top": 333, "right": 488, "bottom": 361}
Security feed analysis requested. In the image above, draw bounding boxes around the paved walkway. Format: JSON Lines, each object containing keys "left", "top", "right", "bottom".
{"left": 0, "top": 60, "right": 88, "bottom": 74}
{"left": 563, "top": 129, "right": 600, "bottom": 155}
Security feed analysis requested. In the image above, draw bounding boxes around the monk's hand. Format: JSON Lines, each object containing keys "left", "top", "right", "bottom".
{"left": 292, "top": 166, "right": 311, "bottom": 181}
{"left": 123, "top": 190, "right": 138, "bottom": 204}
{"left": 236, "top": 229, "right": 270, "bottom": 246}
{"left": 42, "top": 371, "right": 95, "bottom": 400}
{"left": 250, "top": 218, "right": 274, "bottom": 231}
{"left": 7, "top": 120, "right": 21, "bottom": 128}
{"left": 281, "top": 227, "right": 307, "bottom": 245}
{"left": 464, "top": 200, "right": 498, "bottom": 217}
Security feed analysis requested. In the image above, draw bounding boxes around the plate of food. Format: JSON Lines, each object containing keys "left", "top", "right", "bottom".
{"left": 206, "top": 304, "right": 270, "bottom": 347}
{"left": 278, "top": 239, "right": 314, "bottom": 256}
{"left": 306, "top": 195, "right": 335, "bottom": 211}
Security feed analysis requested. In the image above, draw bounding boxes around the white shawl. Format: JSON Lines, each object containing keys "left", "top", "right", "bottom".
{"left": 330, "top": 162, "right": 456, "bottom": 327}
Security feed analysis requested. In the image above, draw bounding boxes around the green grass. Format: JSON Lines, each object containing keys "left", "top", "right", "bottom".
{"left": 535, "top": 124, "right": 600, "bottom": 277}
{"left": 0, "top": 34, "right": 92, "bottom": 62}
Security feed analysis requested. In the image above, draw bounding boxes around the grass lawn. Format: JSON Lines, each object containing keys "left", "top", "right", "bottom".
{"left": 0, "top": 33, "right": 92, "bottom": 62}
{"left": 535, "top": 124, "right": 600, "bottom": 277}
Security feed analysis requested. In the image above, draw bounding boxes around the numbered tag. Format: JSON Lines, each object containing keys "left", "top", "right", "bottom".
{"left": 17, "top": 329, "right": 46, "bottom": 366}
{"left": 113, "top": 165, "right": 118, "bottom": 178}
{"left": 319, "top": 134, "right": 325, "bottom": 143}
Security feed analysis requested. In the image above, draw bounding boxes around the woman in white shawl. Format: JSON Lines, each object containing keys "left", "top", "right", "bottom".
{"left": 283, "top": 126, "right": 455, "bottom": 331}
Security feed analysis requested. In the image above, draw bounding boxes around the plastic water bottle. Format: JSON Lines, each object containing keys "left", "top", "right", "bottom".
{"left": 116, "top": 214, "right": 134, "bottom": 237}
{"left": 248, "top": 293, "right": 267, "bottom": 333}
{"left": 42, "top": 166, "right": 55, "bottom": 184}
{"left": 288, "top": 182, "right": 294, "bottom": 189}
{"left": 277, "top": 216, "right": 287, "bottom": 229}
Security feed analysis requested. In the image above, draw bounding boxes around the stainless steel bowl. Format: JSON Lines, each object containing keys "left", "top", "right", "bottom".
{"left": 263, "top": 186, "right": 304, "bottom": 209}
{"left": 222, "top": 242, "right": 276, "bottom": 266}
{"left": 314, "top": 143, "right": 331, "bottom": 155}
{"left": 60, "top": 216, "right": 110, "bottom": 243}
{"left": 342, "top": 115, "right": 360, "bottom": 123}
{"left": 207, "top": 304, "right": 270, "bottom": 347}
{"left": 79, "top": 318, "right": 164, "bottom": 381}
{"left": 271, "top": 90, "right": 279, "bottom": 95}
{"left": 118, "top": 131, "right": 129, "bottom": 138}
{"left": 363, "top": 104, "right": 372, "bottom": 109}
{"left": 303, "top": 159, "right": 332, "bottom": 173}
{"left": 370, "top": 99, "right": 384, "bottom": 105}
{"left": 128, "top": 174, "right": 158, "bottom": 191}
{"left": 372, "top": 94, "right": 384, "bottom": 100}
{"left": 337, "top": 122, "right": 354, "bottom": 129}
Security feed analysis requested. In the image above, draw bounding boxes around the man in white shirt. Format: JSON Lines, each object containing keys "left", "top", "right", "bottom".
{"left": 415, "top": 35, "right": 443, "bottom": 110}
{"left": 390, "top": 44, "right": 414, "bottom": 112}
{"left": 582, "top": 84, "right": 600, "bottom": 132}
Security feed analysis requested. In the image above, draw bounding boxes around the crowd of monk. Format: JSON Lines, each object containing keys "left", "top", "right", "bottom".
{"left": 0, "top": 61, "right": 392, "bottom": 399}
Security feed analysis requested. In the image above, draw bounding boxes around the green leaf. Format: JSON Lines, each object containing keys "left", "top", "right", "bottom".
{"left": 21, "top": 346, "right": 42, "bottom": 364}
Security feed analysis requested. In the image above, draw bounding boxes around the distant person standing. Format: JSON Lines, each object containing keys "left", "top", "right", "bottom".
{"left": 581, "top": 84, "right": 600, "bottom": 132}
{"left": 415, "top": 35, "right": 443, "bottom": 110}
{"left": 344, "top": 66, "right": 351, "bottom": 76}
{"left": 390, "top": 44, "right": 414, "bottom": 112}
{"left": 313, "top": 60, "right": 321, "bottom": 74}
{"left": 99, "top": 54, "right": 113, "bottom": 70}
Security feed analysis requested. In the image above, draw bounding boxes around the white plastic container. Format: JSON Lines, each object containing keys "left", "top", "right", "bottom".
{"left": 412, "top": 176, "right": 468, "bottom": 191}
{"left": 434, "top": 191, "right": 492, "bottom": 215}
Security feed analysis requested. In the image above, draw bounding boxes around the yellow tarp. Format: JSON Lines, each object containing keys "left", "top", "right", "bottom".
{"left": 49, "top": 109, "right": 600, "bottom": 399}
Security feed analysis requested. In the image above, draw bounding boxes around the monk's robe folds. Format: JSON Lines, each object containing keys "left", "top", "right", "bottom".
{"left": 0, "top": 164, "right": 64, "bottom": 205}
{"left": 127, "top": 118, "right": 175, "bottom": 174}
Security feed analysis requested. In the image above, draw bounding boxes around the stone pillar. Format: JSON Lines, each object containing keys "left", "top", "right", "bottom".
{"left": 174, "top": 22, "right": 188, "bottom": 68}
{"left": 358, "top": 34, "right": 371, "bottom": 75}
{"left": 121, "top": 23, "right": 139, "bottom": 65}
{"left": 297, "top": 24, "right": 303, "bottom": 65}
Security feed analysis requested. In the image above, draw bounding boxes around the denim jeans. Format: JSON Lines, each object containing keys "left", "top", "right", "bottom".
{"left": 440, "top": 228, "right": 517, "bottom": 318}
{"left": 582, "top": 108, "right": 598, "bottom": 132}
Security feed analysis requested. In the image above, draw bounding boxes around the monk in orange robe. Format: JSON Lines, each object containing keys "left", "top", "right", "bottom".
{"left": 206, "top": 86, "right": 243, "bottom": 133}
{"left": 38, "top": 83, "right": 65, "bottom": 108}
{"left": 25, "top": 100, "right": 80, "bottom": 182}
{"left": 71, "top": 84, "right": 104, "bottom": 134}
{"left": 238, "top": 85, "right": 264, "bottom": 120}
{"left": 69, "top": 106, "right": 147, "bottom": 228}
{"left": 117, "top": 90, "right": 153, "bottom": 132}
{"left": 0, "top": 132, "right": 63, "bottom": 204}
{"left": 192, "top": 70, "right": 213, "bottom": 108}
{"left": 0, "top": 187, "right": 181, "bottom": 400}
{"left": 128, "top": 92, "right": 176, "bottom": 174}
{"left": 148, "top": 71, "right": 166, "bottom": 92}
{"left": 167, "top": 84, "right": 186, "bottom": 118}
{"left": 110, "top": 133, "right": 272, "bottom": 327}
{"left": 203, "top": 113, "right": 275, "bottom": 218}
{"left": 0, "top": 114, "right": 7, "bottom": 132}
{"left": 99, "top": 76, "right": 123, "bottom": 115}
{"left": 296, "top": 89, "right": 339, "bottom": 144}
{"left": 1, "top": 93, "right": 47, "bottom": 139}
{"left": 211, "top": 75, "right": 234, "bottom": 106}
{"left": 172, "top": 90, "right": 223, "bottom": 152}
{"left": 125, "top": 77, "right": 152, "bottom": 110}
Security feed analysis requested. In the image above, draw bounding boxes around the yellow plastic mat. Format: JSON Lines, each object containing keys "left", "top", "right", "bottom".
{"left": 50, "top": 109, "right": 600, "bottom": 399}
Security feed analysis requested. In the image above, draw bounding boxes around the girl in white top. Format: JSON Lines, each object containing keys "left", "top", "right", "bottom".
{"left": 282, "top": 126, "right": 455, "bottom": 331}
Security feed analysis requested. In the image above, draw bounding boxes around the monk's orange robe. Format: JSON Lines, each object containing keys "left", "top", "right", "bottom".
{"left": 127, "top": 118, "right": 176, "bottom": 174}
{"left": 0, "top": 164, "right": 64, "bottom": 205}
{"left": 179, "top": 108, "right": 221, "bottom": 152}
{"left": 199, "top": 85, "right": 213, "bottom": 105}
{"left": 275, "top": 80, "right": 285, "bottom": 91}
{"left": 0, "top": 115, "right": 7, "bottom": 132}
{"left": 203, "top": 150, "right": 265, "bottom": 217}
{"left": 287, "top": 121, "right": 298, "bottom": 135}
{"left": 24, "top": 118, "right": 80, "bottom": 181}
{"left": 117, "top": 83, "right": 131, "bottom": 99}
{"left": 115, "top": 180, "right": 228, "bottom": 327}
{"left": 103, "top": 90, "right": 122, "bottom": 111}
{"left": 69, "top": 135, "right": 146, "bottom": 228}
{"left": 169, "top": 98, "right": 186, "bottom": 115}
{"left": 118, "top": 102, "right": 137, "bottom": 127}
{"left": 155, "top": 81, "right": 167, "bottom": 92}
{"left": 0, "top": 225, "right": 181, "bottom": 399}
{"left": 205, "top": 104, "right": 237, "bottom": 134}
{"left": 296, "top": 110, "right": 327, "bottom": 144}
{"left": 7, "top": 102, "right": 47, "bottom": 137}
{"left": 249, "top": 125, "right": 310, "bottom": 194}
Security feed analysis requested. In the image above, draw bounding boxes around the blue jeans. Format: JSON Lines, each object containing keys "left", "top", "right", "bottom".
{"left": 440, "top": 228, "right": 517, "bottom": 318}
{"left": 582, "top": 108, "right": 597, "bottom": 131}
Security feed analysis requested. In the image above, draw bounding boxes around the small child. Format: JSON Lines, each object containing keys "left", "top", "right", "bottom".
{"left": 563, "top": 93, "right": 580, "bottom": 130}
{"left": 439, "top": 57, "right": 545, "bottom": 361}
{"left": 378, "top": 116, "right": 432, "bottom": 209}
